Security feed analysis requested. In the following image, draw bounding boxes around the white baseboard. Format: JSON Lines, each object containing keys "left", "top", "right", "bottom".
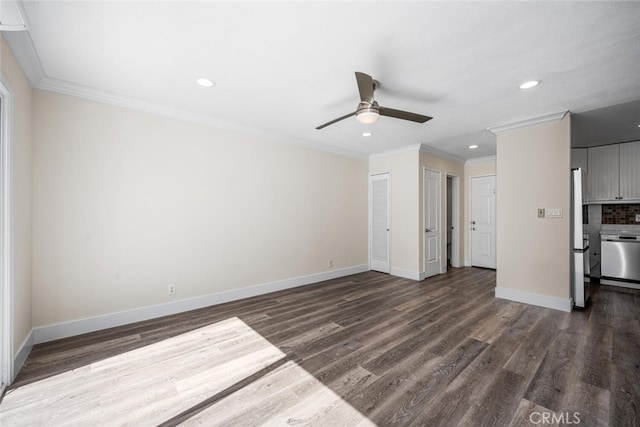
{"left": 33, "top": 264, "right": 369, "bottom": 344}
{"left": 395, "top": 269, "right": 450, "bottom": 281}
{"left": 495, "top": 286, "right": 572, "bottom": 312}
{"left": 390, "top": 268, "right": 421, "bottom": 281}
{"left": 14, "top": 329, "right": 33, "bottom": 381}
{"left": 464, "top": 259, "right": 471, "bottom": 267}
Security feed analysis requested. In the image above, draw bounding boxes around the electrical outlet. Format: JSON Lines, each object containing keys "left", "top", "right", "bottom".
{"left": 538, "top": 208, "right": 545, "bottom": 218}
{"left": 168, "top": 284, "right": 176, "bottom": 295}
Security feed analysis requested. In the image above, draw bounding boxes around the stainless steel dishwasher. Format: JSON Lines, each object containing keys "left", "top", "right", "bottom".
{"left": 601, "top": 233, "right": 640, "bottom": 283}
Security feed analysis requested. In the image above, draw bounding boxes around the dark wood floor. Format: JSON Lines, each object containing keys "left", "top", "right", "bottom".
{"left": 5, "top": 267, "right": 640, "bottom": 426}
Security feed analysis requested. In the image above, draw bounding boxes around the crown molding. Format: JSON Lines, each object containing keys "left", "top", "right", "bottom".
{"left": 2, "top": 30, "right": 45, "bottom": 85}
{"left": 487, "top": 111, "right": 568, "bottom": 134}
{"left": 465, "top": 155, "right": 496, "bottom": 164}
{"left": 35, "top": 76, "right": 247, "bottom": 130}
{"left": 3, "top": 30, "right": 366, "bottom": 160}
{"left": 369, "top": 143, "right": 466, "bottom": 164}
{"left": 34, "top": 77, "right": 367, "bottom": 160}
{"left": 0, "top": 0, "right": 30, "bottom": 32}
{"left": 418, "top": 143, "right": 466, "bottom": 164}
{"left": 369, "top": 143, "right": 422, "bottom": 159}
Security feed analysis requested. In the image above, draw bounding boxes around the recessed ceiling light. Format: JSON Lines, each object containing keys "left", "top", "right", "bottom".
{"left": 196, "top": 78, "right": 215, "bottom": 88}
{"left": 519, "top": 80, "right": 540, "bottom": 90}
{"left": 362, "top": 132, "right": 373, "bottom": 137}
{"left": 469, "top": 144, "right": 478, "bottom": 149}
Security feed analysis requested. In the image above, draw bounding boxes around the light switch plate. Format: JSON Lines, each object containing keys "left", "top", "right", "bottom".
{"left": 545, "top": 208, "right": 563, "bottom": 218}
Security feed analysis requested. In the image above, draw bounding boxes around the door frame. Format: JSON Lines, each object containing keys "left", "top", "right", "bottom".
{"left": 368, "top": 172, "right": 391, "bottom": 273}
{"left": 446, "top": 174, "right": 461, "bottom": 269}
{"left": 0, "top": 75, "right": 15, "bottom": 391}
{"left": 423, "top": 167, "right": 442, "bottom": 277}
{"left": 469, "top": 174, "right": 497, "bottom": 269}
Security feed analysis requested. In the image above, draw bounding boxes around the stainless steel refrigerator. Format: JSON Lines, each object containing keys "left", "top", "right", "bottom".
{"left": 571, "top": 168, "right": 590, "bottom": 308}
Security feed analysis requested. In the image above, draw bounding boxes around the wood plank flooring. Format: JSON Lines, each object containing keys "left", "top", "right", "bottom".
{"left": 2, "top": 267, "right": 640, "bottom": 426}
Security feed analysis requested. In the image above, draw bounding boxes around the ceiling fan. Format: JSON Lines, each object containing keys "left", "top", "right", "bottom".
{"left": 316, "top": 72, "right": 433, "bottom": 130}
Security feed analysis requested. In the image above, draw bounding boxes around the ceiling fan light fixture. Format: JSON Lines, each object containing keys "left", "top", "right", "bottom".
{"left": 356, "top": 102, "right": 380, "bottom": 124}
{"left": 356, "top": 110, "right": 380, "bottom": 124}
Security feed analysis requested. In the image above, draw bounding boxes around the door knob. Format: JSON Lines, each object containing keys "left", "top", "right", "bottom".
{"left": 425, "top": 228, "right": 432, "bottom": 232}
{"left": 472, "top": 227, "right": 476, "bottom": 231}
{"left": 471, "top": 221, "right": 476, "bottom": 225}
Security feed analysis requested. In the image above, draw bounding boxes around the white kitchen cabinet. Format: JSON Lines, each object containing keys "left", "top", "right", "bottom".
{"left": 587, "top": 144, "right": 619, "bottom": 201}
{"left": 587, "top": 141, "right": 640, "bottom": 202}
{"left": 620, "top": 141, "right": 640, "bottom": 199}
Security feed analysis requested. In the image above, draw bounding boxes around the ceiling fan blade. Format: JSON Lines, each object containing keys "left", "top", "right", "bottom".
{"left": 379, "top": 107, "right": 432, "bottom": 123}
{"left": 355, "top": 72, "right": 375, "bottom": 104}
{"left": 315, "top": 111, "right": 357, "bottom": 130}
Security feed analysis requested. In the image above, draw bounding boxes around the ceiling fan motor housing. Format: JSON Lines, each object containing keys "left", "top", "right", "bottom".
{"left": 357, "top": 101, "right": 379, "bottom": 113}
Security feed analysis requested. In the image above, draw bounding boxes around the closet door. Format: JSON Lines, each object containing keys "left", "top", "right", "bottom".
{"left": 369, "top": 173, "right": 390, "bottom": 273}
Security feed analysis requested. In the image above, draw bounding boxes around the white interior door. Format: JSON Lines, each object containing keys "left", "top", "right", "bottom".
{"left": 369, "top": 173, "right": 390, "bottom": 273}
{"left": 0, "top": 92, "right": 4, "bottom": 393}
{"left": 471, "top": 175, "right": 496, "bottom": 269}
{"left": 424, "top": 169, "right": 441, "bottom": 278}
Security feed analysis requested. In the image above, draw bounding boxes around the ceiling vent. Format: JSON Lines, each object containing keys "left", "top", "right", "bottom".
{"left": 0, "top": 0, "right": 29, "bottom": 31}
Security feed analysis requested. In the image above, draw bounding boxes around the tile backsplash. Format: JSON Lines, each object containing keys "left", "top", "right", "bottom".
{"left": 602, "top": 204, "right": 640, "bottom": 224}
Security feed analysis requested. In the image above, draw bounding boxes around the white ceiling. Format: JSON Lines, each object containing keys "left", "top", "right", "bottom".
{"left": 6, "top": 1, "right": 640, "bottom": 160}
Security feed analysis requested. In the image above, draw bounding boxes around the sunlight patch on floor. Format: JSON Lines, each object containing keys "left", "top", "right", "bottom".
{"left": 182, "top": 360, "right": 376, "bottom": 426}
{"left": 0, "top": 317, "right": 375, "bottom": 426}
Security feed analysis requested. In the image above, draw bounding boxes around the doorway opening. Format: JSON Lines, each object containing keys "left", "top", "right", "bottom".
{"left": 446, "top": 175, "right": 461, "bottom": 269}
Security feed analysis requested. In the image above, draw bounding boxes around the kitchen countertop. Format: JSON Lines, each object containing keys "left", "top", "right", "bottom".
{"left": 600, "top": 225, "right": 640, "bottom": 237}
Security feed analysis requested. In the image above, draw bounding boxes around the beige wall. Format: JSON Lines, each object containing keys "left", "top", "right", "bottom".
{"left": 369, "top": 148, "right": 419, "bottom": 274}
{"left": 31, "top": 90, "right": 368, "bottom": 327}
{"left": 419, "top": 151, "right": 465, "bottom": 274}
{"left": 369, "top": 146, "right": 465, "bottom": 278}
{"left": 463, "top": 158, "right": 496, "bottom": 265}
{"left": 1, "top": 36, "right": 32, "bottom": 356}
{"left": 496, "top": 114, "right": 571, "bottom": 300}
